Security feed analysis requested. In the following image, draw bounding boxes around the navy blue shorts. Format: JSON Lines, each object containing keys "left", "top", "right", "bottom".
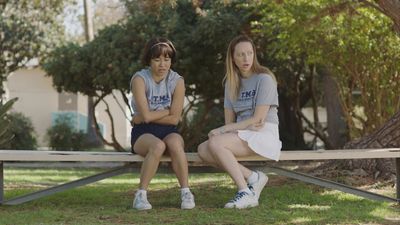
{"left": 131, "top": 123, "right": 179, "bottom": 153}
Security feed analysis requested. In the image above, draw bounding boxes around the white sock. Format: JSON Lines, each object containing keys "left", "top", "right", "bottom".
{"left": 181, "top": 187, "right": 190, "bottom": 195}
{"left": 247, "top": 171, "right": 258, "bottom": 184}
{"left": 239, "top": 187, "right": 252, "bottom": 194}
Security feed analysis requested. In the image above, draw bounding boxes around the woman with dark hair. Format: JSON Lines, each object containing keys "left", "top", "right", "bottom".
{"left": 130, "top": 37, "right": 195, "bottom": 210}
{"left": 198, "top": 35, "right": 282, "bottom": 209}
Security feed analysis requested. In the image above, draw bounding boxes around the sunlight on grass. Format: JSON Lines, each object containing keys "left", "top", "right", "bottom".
{"left": 290, "top": 217, "right": 312, "bottom": 223}
{"left": 1, "top": 168, "right": 399, "bottom": 225}
{"left": 321, "top": 189, "right": 363, "bottom": 201}
{"left": 288, "top": 204, "right": 331, "bottom": 210}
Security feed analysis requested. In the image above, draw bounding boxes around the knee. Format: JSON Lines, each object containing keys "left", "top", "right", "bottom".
{"left": 208, "top": 137, "right": 221, "bottom": 154}
{"left": 168, "top": 145, "right": 185, "bottom": 156}
{"left": 197, "top": 142, "right": 210, "bottom": 162}
{"left": 165, "top": 135, "right": 184, "bottom": 155}
{"left": 149, "top": 141, "right": 166, "bottom": 158}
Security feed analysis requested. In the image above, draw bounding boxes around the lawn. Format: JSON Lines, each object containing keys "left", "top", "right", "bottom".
{"left": 0, "top": 167, "right": 399, "bottom": 225}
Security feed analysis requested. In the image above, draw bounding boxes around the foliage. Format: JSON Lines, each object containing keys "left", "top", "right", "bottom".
{"left": 43, "top": 0, "right": 400, "bottom": 151}
{"left": 46, "top": 115, "right": 87, "bottom": 151}
{"left": 0, "top": 112, "right": 37, "bottom": 150}
{"left": 255, "top": 0, "right": 400, "bottom": 142}
{"left": 43, "top": 0, "right": 254, "bottom": 151}
{"left": 0, "top": 0, "right": 68, "bottom": 98}
{"left": 0, "top": 97, "right": 18, "bottom": 147}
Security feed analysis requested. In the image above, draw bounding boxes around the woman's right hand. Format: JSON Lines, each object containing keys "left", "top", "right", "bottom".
{"left": 247, "top": 118, "right": 265, "bottom": 131}
{"left": 208, "top": 126, "right": 226, "bottom": 138}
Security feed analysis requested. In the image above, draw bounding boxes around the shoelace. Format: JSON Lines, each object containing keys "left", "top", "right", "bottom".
{"left": 248, "top": 185, "right": 254, "bottom": 192}
{"left": 182, "top": 192, "right": 193, "bottom": 201}
{"left": 229, "top": 191, "right": 248, "bottom": 203}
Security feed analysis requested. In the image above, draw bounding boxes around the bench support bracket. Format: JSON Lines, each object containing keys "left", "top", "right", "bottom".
{"left": 1, "top": 160, "right": 399, "bottom": 205}
{"left": 0, "top": 161, "right": 3, "bottom": 203}
{"left": 260, "top": 166, "right": 399, "bottom": 203}
{"left": 0, "top": 164, "right": 133, "bottom": 205}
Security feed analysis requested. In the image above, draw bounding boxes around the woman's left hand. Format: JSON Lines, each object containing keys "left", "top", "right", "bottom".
{"left": 133, "top": 114, "right": 144, "bottom": 124}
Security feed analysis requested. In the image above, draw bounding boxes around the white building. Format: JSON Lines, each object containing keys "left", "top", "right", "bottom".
{"left": 5, "top": 66, "right": 131, "bottom": 149}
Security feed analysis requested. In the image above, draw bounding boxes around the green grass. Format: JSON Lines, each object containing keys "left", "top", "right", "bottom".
{"left": 1, "top": 168, "right": 399, "bottom": 225}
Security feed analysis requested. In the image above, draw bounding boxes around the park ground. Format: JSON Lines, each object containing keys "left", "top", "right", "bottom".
{"left": 0, "top": 162, "right": 399, "bottom": 225}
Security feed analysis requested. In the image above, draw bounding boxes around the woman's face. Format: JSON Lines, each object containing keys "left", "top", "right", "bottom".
{"left": 150, "top": 54, "right": 171, "bottom": 78}
{"left": 233, "top": 41, "right": 254, "bottom": 77}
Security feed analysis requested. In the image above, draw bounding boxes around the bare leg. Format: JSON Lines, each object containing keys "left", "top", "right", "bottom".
{"left": 134, "top": 134, "right": 166, "bottom": 190}
{"left": 164, "top": 133, "right": 189, "bottom": 188}
{"left": 198, "top": 140, "right": 253, "bottom": 180}
{"left": 207, "top": 133, "right": 254, "bottom": 190}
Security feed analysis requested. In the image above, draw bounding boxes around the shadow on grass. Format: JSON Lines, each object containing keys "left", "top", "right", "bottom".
{"left": 1, "top": 172, "right": 399, "bottom": 225}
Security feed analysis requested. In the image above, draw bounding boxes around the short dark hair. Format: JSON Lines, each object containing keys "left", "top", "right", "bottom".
{"left": 141, "top": 37, "right": 177, "bottom": 66}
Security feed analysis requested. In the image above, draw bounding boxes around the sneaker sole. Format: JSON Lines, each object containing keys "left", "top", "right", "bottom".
{"left": 181, "top": 204, "right": 195, "bottom": 210}
{"left": 133, "top": 200, "right": 152, "bottom": 210}
{"left": 235, "top": 202, "right": 259, "bottom": 209}
{"left": 134, "top": 205, "right": 152, "bottom": 210}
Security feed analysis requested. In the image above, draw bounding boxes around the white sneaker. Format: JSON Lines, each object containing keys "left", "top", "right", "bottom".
{"left": 181, "top": 191, "right": 195, "bottom": 209}
{"left": 224, "top": 191, "right": 258, "bottom": 209}
{"left": 133, "top": 191, "right": 152, "bottom": 210}
{"left": 249, "top": 171, "right": 268, "bottom": 200}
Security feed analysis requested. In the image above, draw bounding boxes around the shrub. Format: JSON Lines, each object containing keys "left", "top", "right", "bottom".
{"left": 0, "top": 98, "right": 18, "bottom": 148}
{"left": 0, "top": 112, "right": 37, "bottom": 150}
{"left": 46, "top": 115, "right": 87, "bottom": 151}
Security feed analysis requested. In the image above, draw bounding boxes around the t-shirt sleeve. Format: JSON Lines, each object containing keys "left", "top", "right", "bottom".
{"left": 255, "top": 74, "right": 279, "bottom": 107}
{"left": 223, "top": 85, "right": 233, "bottom": 109}
{"left": 168, "top": 70, "right": 183, "bottom": 93}
{"left": 130, "top": 72, "right": 146, "bottom": 93}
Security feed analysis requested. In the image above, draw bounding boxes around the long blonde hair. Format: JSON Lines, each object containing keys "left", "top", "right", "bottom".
{"left": 223, "top": 35, "right": 276, "bottom": 101}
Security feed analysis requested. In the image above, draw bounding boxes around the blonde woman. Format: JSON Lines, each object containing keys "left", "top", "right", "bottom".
{"left": 198, "top": 35, "right": 282, "bottom": 209}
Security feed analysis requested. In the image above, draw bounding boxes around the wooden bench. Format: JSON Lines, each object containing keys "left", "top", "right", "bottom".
{"left": 1, "top": 148, "right": 399, "bottom": 205}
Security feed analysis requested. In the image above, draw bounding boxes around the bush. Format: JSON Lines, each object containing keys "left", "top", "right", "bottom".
{"left": 0, "top": 111, "right": 37, "bottom": 150}
{"left": 0, "top": 98, "right": 18, "bottom": 148}
{"left": 46, "top": 115, "right": 87, "bottom": 151}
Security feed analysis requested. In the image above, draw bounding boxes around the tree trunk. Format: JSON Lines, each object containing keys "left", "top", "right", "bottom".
{"left": 278, "top": 95, "right": 307, "bottom": 150}
{"left": 339, "top": 110, "right": 400, "bottom": 179}
{"left": 320, "top": 67, "right": 349, "bottom": 149}
{"left": 84, "top": 0, "right": 102, "bottom": 147}
{"left": 376, "top": 0, "right": 400, "bottom": 34}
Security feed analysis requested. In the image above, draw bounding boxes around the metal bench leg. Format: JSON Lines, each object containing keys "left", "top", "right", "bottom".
{"left": 261, "top": 166, "right": 398, "bottom": 203}
{"left": 1, "top": 164, "right": 133, "bottom": 205}
{"left": 396, "top": 158, "right": 400, "bottom": 203}
{"left": 0, "top": 161, "right": 3, "bottom": 204}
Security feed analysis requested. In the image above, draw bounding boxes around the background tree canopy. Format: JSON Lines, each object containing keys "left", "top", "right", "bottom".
{"left": 0, "top": 0, "right": 68, "bottom": 99}
{"left": 41, "top": 0, "right": 400, "bottom": 155}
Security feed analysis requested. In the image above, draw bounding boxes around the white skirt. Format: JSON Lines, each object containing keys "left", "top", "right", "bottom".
{"left": 237, "top": 122, "right": 282, "bottom": 161}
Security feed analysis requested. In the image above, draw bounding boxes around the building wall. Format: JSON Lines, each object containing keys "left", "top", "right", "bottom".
{"left": 97, "top": 91, "right": 132, "bottom": 149}
{"left": 5, "top": 67, "right": 131, "bottom": 149}
{"left": 7, "top": 68, "right": 58, "bottom": 147}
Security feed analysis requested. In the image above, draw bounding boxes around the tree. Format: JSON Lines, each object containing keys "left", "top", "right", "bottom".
{"left": 255, "top": 0, "right": 400, "bottom": 151}
{"left": 0, "top": 0, "right": 67, "bottom": 100}
{"left": 43, "top": 25, "right": 137, "bottom": 151}
{"left": 324, "top": 0, "right": 400, "bottom": 178}
{"left": 258, "top": 0, "right": 400, "bottom": 178}
{"left": 43, "top": 0, "right": 254, "bottom": 151}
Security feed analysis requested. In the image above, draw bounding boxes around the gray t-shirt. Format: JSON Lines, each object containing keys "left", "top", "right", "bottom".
{"left": 130, "top": 68, "right": 182, "bottom": 115}
{"left": 224, "top": 73, "right": 279, "bottom": 124}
